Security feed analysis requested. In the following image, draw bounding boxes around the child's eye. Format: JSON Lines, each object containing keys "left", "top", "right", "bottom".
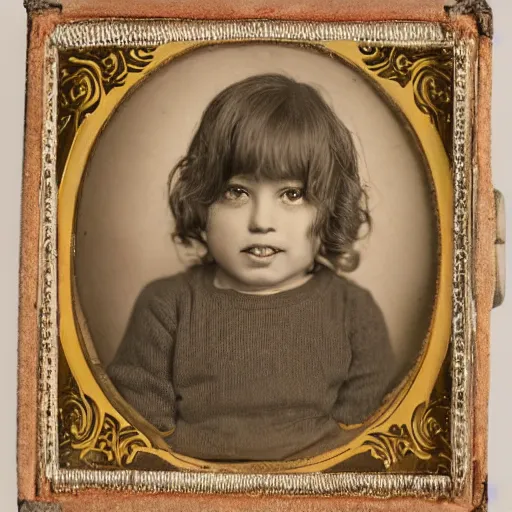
{"left": 223, "top": 186, "right": 248, "bottom": 201}
{"left": 281, "top": 188, "right": 305, "bottom": 204}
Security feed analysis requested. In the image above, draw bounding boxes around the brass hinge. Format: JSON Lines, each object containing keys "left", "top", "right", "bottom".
{"left": 472, "top": 478, "right": 489, "bottom": 511}
{"left": 23, "top": 0, "right": 63, "bottom": 13}
{"left": 493, "top": 190, "right": 506, "bottom": 308}
{"left": 18, "top": 500, "right": 62, "bottom": 512}
{"left": 445, "top": 0, "right": 493, "bottom": 38}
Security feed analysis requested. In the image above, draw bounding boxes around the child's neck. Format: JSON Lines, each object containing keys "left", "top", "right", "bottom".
{"left": 213, "top": 267, "right": 314, "bottom": 295}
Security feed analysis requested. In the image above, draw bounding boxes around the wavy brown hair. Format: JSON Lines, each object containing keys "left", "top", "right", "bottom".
{"left": 169, "top": 73, "right": 370, "bottom": 270}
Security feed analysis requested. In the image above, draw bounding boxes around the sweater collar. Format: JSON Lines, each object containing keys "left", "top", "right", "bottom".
{"left": 197, "top": 262, "right": 335, "bottom": 309}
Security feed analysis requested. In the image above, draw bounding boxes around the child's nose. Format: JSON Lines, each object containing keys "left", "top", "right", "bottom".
{"left": 248, "top": 198, "right": 276, "bottom": 233}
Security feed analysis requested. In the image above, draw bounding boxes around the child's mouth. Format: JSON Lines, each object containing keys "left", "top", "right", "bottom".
{"left": 242, "top": 246, "right": 282, "bottom": 258}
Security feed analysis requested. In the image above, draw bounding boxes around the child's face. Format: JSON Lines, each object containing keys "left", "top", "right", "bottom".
{"left": 205, "top": 175, "right": 320, "bottom": 293}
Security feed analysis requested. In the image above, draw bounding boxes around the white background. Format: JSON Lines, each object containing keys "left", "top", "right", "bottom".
{"left": 1, "top": 0, "right": 510, "bottom": 510}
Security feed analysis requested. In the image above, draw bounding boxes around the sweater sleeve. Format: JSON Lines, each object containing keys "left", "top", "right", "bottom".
{"left": 332, "top": 285, "right": 395, "bottom": 425}
{"left": 107, "top": 280, "right": 177, "bottom": 432}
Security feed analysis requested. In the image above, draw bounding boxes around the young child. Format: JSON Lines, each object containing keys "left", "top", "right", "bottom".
{"left": 107, "top": 73, "right": 395, "bottom": 462}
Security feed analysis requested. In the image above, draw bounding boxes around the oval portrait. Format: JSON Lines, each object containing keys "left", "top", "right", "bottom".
{"left": 71, "top": 42, "right": 438, "bottom": 469}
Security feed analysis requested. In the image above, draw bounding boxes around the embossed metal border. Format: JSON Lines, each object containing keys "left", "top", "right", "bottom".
{"left": 39, "top": 37, "right": 60, "bottom": 484}
{"left": 39, "top": 20, "right": 474, "bottom": 498}
{"left": 50, "top": 20, "right": 452, "bottom": 48}
{"left": 451, "top": 38, "right": 476, "bottom": 497}
{"left": 52, "top": 470, "right": 450, "bottom": 497}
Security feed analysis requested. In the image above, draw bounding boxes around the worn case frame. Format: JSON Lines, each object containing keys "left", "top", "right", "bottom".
{"left": 18, "top": 1, "right": 495, "bottom": 511}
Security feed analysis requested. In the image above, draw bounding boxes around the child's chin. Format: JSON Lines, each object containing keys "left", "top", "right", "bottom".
{"left": 237, "top": 270, "right": 301, "bottom": 290}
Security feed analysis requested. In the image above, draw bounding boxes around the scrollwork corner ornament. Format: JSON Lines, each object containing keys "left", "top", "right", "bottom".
{"left": 57, "top": 47, "right": 156, "bottom": 183}
{"left": 59, "top": 376, "right": 152, "bottom": 469}
{"left": 359, "top": 46, "right": 453, "bottom": 158}
{"left": 364, "top": 398, "right": 451, "bottom": 473}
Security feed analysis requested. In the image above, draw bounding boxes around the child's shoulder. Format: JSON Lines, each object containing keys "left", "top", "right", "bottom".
{"left": 324, "top": 268, "right": 368, "bottom": 295}
{"left": 135, "top": 265, "right": 205, "bottom": 306}
{"left": 323, "top": 268, "right": 379, "bottom": 310}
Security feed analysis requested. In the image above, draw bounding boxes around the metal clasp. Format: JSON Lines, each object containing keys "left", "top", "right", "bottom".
{"left": 493, "top": 189, "right": 505, "bottom": 308}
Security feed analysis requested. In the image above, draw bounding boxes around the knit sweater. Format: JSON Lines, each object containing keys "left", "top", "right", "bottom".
{"left": 107, "top": 263, "right": 394, "bottom": 461}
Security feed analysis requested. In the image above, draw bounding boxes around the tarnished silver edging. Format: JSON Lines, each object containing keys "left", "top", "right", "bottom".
{"left": 450, "top": 39, "right": 475, "bottom": 496}
{"left": 53, "top": 470, "right": 451, "bottom": 498}
{"left": 39, "top": 19, "right": 472, "bottom": 497}
{"left": 50, "top": 19, "right": 452, "bottom": 48}
{"left": 39, "top": 39, "right": 59, "bottom": 482}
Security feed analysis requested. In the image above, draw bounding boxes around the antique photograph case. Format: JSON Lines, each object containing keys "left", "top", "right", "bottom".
{"left": 17, "top": 1, "right": 495, "bottom": 511}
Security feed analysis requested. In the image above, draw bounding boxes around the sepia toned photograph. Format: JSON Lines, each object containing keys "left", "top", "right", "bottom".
{"left": 14, "top": 0, "right": 497, "bottom": 508}
{"left": 71, "top": 43, "right": 438, "bottom": 466}
{"left": 13, "top": 6, "right": 502, "bottom": 512}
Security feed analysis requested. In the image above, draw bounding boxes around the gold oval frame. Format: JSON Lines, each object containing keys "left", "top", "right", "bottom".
{"left": 57, "top": 39, "right": 453, "bottom": 473}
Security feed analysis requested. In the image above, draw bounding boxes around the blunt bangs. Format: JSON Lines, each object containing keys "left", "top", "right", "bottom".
{"left": 226, "top": 91, "right": 335, "bottom": 192}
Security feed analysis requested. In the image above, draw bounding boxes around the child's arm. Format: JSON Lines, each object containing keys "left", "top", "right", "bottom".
{"left": 107, "top": 280, "right": 177, "bottom": 433}
{"left": 332, "top": 285, "right": 395, "bottom": 425}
